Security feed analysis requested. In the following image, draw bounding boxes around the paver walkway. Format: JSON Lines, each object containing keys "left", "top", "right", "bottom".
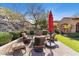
{"left": 24, "top": 41, "right": 79, "bottom": 56}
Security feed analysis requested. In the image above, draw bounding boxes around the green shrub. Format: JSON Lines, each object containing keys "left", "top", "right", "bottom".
{"left": 0, "top": 32, "right": 13, "bottom": 46}
{"left": 54, "top": 29, "right": 61, "bottom": 34}
{"left": 30, "top": 31, "right": 34, "bottom": 35}
{"left": 66, "top": 33, "right": 79, "bottom": 38}
{"left": 9, "top": 31, "right": 21, "bottom": 40}
{"left": 42, "top": 31, "right": 48, "bottom": 35}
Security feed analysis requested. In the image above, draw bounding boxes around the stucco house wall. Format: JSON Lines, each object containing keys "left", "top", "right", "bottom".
{"left": 55, "top": 17, "right": 79, "bottom": 33}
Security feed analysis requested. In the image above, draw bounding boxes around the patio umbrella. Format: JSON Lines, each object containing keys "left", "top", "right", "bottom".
{"left": 48, "top": 11, "right": 54, "bottom": 33}
{"left": 47, "top": 11, "right": 54, "bottom": 55}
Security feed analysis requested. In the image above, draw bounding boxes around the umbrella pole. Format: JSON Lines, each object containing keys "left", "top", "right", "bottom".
{"left": 50, "top": 33, "right": 52, "bottom": 48}
{"left": 49, "top": 32, "right": 53, "bottom": 56}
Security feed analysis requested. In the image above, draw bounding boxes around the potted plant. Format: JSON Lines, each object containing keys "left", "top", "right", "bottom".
{"left": 33, "top": 37, "right": 44, "bottom": 52}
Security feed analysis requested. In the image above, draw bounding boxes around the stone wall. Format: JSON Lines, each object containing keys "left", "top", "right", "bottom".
{"left": 0, "top": 37, "right": 23, "bottom": 55}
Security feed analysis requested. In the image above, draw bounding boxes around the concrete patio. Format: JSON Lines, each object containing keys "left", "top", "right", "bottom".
{"left": 0, "top": 37, "right": 79, "bottom": 56}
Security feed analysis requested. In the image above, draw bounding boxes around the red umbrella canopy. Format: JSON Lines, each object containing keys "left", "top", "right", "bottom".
{"left": 48, "top": 11, "right": 54, "bottom": 33}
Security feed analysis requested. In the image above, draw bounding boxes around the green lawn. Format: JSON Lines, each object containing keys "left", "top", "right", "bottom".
{"left": 55, "top": 34, "right": 79, "bottom": 52}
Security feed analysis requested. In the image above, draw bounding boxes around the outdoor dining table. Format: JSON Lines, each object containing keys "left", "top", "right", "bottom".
{"left": 45, "top": 41, "right": 56, "bottom": 47}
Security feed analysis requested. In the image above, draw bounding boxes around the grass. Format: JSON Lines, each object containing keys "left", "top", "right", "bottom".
{"left": 55, "top": 34, "right": 79, "bottom": 52}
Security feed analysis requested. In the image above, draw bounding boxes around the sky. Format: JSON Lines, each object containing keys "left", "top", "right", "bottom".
{"left": 0, "top": 3, "right": 79, "bottom": 21}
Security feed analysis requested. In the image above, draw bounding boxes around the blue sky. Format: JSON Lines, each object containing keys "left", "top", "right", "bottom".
{"left": 0, "top": 3, "right": 79, "bottom": 21}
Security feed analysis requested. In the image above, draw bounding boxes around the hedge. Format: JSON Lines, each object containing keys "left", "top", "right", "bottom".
{"left": 9, "top": 31, "right": 22, "bottom": 41}
{"left": 66, "top": 33, "right": 79, "bottom": 38}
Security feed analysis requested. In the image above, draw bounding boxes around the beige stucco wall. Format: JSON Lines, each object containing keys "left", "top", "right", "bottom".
{"left": 59, "top": 18, "right": 79, "bottom": 33}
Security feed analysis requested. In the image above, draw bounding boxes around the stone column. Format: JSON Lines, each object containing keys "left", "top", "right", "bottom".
{"left": 71, "top": 23, "right": 76, "bottom": 33}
